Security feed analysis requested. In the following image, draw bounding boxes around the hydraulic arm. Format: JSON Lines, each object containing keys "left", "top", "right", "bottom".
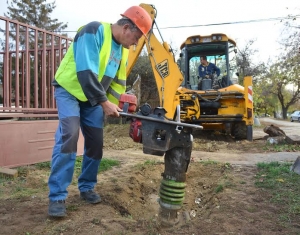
{"left": 127, "top": 3, "right": 184, "bottom": 119}
{"left": 124, "top": 3, "right": 203, "bottom": 225}
{"left": 123, "top": 2, "right": 211, "bottom": 225}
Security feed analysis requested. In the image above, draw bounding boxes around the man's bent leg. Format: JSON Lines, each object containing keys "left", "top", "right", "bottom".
{"left": 78, "top": 102, "right": 104, "bottom": 203}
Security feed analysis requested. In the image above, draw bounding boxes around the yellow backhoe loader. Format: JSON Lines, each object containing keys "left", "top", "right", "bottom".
{"left": 126, "top": 3, "right": 254, "bottom": 141}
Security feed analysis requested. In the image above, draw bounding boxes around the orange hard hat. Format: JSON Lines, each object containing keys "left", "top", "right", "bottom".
{"left": 121, "top": 6, "right": 152, "bottom": 36}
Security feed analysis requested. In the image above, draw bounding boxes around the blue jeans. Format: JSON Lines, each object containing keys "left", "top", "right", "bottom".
{"left": 48, "top": 86, "right": 104, "bottom": 201}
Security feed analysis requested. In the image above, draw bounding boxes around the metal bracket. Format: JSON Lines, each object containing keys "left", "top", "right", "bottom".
{"left": 119, "top": 105, "right": 202, "bottom": 156}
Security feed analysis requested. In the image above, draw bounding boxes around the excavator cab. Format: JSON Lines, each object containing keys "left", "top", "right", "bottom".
{"left": 175, "top": 34, "right": 253, "bottom": 140}
{"left": 178, "top": 34, "right": 239, "bottom": 91}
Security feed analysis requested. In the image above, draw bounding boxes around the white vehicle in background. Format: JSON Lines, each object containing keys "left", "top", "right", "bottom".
{"left": 290, "top": 110, "right": 300, "bottom": 122}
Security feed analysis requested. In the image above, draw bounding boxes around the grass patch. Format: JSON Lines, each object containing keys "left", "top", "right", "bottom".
{"left": 263, "top": 143, "right": 300, "bottom": 152}
{"left": 0, "top": 157, "right": 120, "bottom": 198}
{"left": 0, "top": 177, "right": 42, "bottom": 199}
{"left": 143, "top": 160, "right": 157, "bottom": 166}
{"left": 32, "top": 157, "right": 121, "bottom": 174}
{"left": 74, "top": 157, "right": 120, "bottom": 176}
{"left": 99, "top": 158, "right": 120, "bottom": 172}
{"left": 135, "top": 160, "right": 160, "bottom": 170}
{"left": 30, "top": 157, "right": 121, "bottom": 177}
{"left": 67, "top": 204, "right": 79, "bottom": 211}
{"left": 34, "top": 161, "right": 51, "bottom": 170}
{"left": 215, "top": 184, "right": 224, "bottom": 193}
{"left": 200, "top": 160, "right": 218, "bottom": 165}
{"left": 255, "top": 161, "right": 300, "bottom": 223}
{"left": 12, "top": 187, "right": 40, "bottom": 198}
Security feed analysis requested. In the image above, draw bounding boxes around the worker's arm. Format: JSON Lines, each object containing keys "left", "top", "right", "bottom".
{"left": 213, "top": 64, "right": 221, "bottom": 76}
{"left": 100, "top": 100, "right": 122, "bottom": 117}
{"left": 198, "top": 65, "right": 204, "bottom": 78}
{"left": 74, "top": 21, "right": 107, "bottom": 106}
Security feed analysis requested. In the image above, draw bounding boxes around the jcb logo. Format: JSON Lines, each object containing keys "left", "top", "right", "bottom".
{"left": 156, "top": 60, "right": 169, "bottom": 78}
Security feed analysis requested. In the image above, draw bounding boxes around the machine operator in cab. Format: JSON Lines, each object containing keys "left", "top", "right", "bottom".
{"left": 198, "top": 55, "right": 221, "bottom": 79}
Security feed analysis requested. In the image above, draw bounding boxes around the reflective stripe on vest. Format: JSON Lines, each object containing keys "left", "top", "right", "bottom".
{"left": 54, "top": 22, "right": 128, "bottom": 104}
{"left": 107, "top": 47, "right": 129, "bottom": 104}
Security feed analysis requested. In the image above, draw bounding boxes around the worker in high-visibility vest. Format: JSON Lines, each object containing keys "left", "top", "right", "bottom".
{"left": 48, "top": 6, "right": 152, "bottom": 218}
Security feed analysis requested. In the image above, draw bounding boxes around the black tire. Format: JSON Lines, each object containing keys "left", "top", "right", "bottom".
{"left": 231, "top": 122, "right": 247, "bottom": 140}
{"left": 291, "top": 117, "right": 294, "bottom": 122}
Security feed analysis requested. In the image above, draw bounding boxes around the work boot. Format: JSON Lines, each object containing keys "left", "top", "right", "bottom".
{"left": 48, "top": 200, "right": 66, "bottom": 217}
{"left": 80, "top": 190, "right": 101, "bottom": 204}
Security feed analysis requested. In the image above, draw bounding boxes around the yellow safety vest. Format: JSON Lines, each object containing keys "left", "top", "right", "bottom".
{"left": 55, "top": 22, "right": 129, "bottom": 104}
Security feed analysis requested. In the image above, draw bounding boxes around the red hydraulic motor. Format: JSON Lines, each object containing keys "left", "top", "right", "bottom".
{"left": 118, "top": 94, "right": 142, "bottom": 143}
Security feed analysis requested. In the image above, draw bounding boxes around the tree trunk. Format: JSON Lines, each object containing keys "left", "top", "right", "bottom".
{"left": 282, "top": 106, "right": 289, "bottom": 120}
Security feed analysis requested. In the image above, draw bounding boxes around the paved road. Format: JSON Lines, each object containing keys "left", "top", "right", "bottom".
{"left": 260, "top": 117, "right": 300, "bottom": 126}
{"left": 110, "top": 118, "right": 300, "bottom": 166}
{"left": 192, "top": 117, "right": 300, "bottom": 165}
{"left": 192, "top": 151, "right": 300, "bottom": 166}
